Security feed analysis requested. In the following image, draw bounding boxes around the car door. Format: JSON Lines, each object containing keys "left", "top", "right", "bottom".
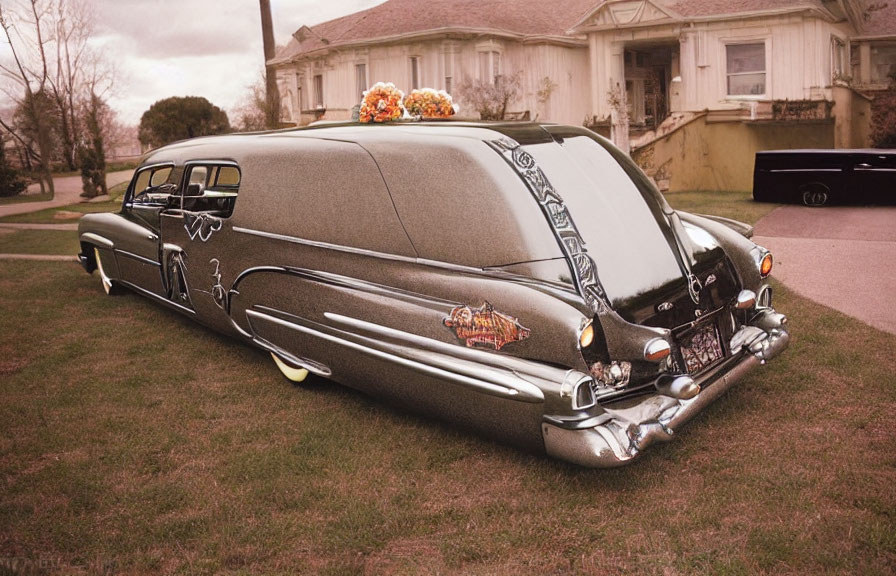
{"left": 115, "top": 163, "right": 175, "bottom": 296}
{"left": 851, "top": 152, "right": 896, "bottom": 205}
{"left": 158, "top": 161, "right": 242, "bottom": 327}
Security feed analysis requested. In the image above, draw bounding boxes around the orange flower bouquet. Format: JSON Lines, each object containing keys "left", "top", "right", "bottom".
{"left": 359, "top": 82, "right": 405, "bottom": 123}
{"left": 404, "top": 88, "right": 456, "bottom": 119}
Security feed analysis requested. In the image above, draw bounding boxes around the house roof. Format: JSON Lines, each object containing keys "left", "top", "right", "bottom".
{"left": 271, "top": 0, "right": 598, "bottom": 63}
{"left": 272, "top": 0, "right": 896, "bottom": 64}
{"left": 855, "top": 1, "right": 896, "bottom": 37}
{"left": 665, "top": 0, "right": 830, "bottom": 18}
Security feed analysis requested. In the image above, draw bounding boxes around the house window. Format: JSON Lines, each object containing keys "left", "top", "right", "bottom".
{"left": 726, "top": 43, "right": 766, "bottom": 96}
{"left": 445, "top": 76, "right": 452, "bottom": 94}
{"left": 313, "top": 74, "right": 324, "bottom": 107}
{"left": 478, "top": 50, "right": 502, "bottom": 84}
{"left": 355, "top": 63, "right": 367, "bottom": 100}
{"left": 409, "top": 56, "right": 421, "bottom": 89}
{"left": 295, "top": 74, "right": 304, "bottom": 111}
{"left": 870, "top": 43, "right": 896, "bottom": 83}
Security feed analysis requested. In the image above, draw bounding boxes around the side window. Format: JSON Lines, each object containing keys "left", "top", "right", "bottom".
{"left": 179, "top": 163, "right": 240, "bottom": 218}
{"left": 129, "top": 165, "right": 173, "bottom": 204}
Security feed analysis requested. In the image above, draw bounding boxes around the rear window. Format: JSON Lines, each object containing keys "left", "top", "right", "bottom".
{"left": 523, "top": 133, "right": 683, "bottom": 304}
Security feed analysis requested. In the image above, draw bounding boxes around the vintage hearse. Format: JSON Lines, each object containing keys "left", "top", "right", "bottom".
{"left": 78, "top": 122, "right": 789, "bottom": 467}
{"left": 753, "top": 149, "right": 896, "bottom": 206}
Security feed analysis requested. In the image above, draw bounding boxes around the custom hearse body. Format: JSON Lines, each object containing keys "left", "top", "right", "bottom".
{"left": 78, "top": 122, "right": 789, "bottom": 467}
{"left": 753, "top": 149, "right": 896, "bottom": 206}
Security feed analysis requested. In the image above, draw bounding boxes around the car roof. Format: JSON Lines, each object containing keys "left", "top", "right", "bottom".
{"left": 139, "top": 121, "right": 557, "bottom": 166}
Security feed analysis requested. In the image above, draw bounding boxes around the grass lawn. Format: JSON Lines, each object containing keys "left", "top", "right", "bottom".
{"left": 0, "top": 229, "right": 80, "bottom": 255}
{"left": 0, "top": 191, "right": 53, "bottom": 206}
{"left": 1, "top": 192, "right": 894, "bottom": 574}
{"left": 664, "top": 189, "right": 781, "bottom": 225}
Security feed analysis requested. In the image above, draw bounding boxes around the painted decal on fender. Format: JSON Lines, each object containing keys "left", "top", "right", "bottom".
{"left": 444, "top": 302, "right": 530, "bottom": 350}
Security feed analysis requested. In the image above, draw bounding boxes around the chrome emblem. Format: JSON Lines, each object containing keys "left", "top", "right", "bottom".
{"left": 687, "top": 274, "right": 702, "bottom": 305}
{"left": 705, "top": 274, "right": 717, "bottom": 285}
{"left": 657, "top": 302, "right": 674, "bottom": 312}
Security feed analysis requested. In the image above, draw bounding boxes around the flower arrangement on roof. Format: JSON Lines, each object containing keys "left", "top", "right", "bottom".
{"left": 404, "top": 88, "right": 457, "bottom": 119}
{"left": 359, "top": 82, "right": 405, "bottom": 123}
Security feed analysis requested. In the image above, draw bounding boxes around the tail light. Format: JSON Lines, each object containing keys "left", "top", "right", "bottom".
{"left": 578, "top": 322, "right": 594, "bottom": 349}
{"left": 759, "top": 252, "right": 773, "bottom": 277}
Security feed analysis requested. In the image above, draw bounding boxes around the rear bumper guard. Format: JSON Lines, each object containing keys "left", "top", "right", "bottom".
{"left": 543, "top": 310, "right": 790, "bottom": 467}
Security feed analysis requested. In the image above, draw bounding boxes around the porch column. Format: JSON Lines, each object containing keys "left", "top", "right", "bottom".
{"left": 859, "top": 42, "right": 872, "bottom": 84}
{"left": 679, "top": 30, "right": 698, "bottom": 111}
{"left": 608, "top": 41, "right": 629, "bottom": 153}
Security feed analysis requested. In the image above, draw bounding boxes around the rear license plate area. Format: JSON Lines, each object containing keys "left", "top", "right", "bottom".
{"left": 680, "top": 321, "right": 724, "bottom": 374}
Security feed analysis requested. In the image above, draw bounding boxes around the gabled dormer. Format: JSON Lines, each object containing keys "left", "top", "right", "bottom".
{"left": 570, "top": 0, "right": 682, "bottom": 33}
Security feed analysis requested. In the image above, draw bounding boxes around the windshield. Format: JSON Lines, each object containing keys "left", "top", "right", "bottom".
{"left": 522, "top": 130, "right": 684, "bottom": 305}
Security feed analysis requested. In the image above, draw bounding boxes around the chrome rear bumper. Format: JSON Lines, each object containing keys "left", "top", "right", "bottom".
{"left": 543, "top": 313, "right": 790, "bottom": 467}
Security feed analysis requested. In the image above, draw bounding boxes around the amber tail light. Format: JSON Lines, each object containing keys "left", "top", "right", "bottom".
{"left": 759, "top": 252, "right": 773, "bottom": 277}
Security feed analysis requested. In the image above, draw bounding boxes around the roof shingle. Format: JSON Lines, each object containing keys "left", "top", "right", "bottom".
{"left": 273, "top": 0, "right": 598, "bottom": 62}
{"left": 273, "top": 0, "right": 896, "bottom": 63}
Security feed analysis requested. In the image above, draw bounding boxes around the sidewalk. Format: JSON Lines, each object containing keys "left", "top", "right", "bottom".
{"left": 0, "top": 170, "right": 133, "bottom": 218}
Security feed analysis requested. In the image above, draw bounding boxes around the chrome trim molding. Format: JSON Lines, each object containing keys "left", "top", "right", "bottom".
{"left": 115, "top": 249, "right": 161, "bottom": 267}
{"left": 233, "top": 227, "right": 416, "bottom": 263}
{"left": 488, "top": 137, "right": 610, "bottom": 314}
{"left": 246, "top": 308, "right": 545, "bottom": 402}
{"left": 79, "top": 232, "right": 114, "bottom": 250}
{"left": 117, "top": 280, "right": 197, "bottom": 316}
{"left": 253, "top": 336, "right": 332, "bottom": 377}
{"left": 231, "top": 230, "right": 582, "bottom": 302}
{"left": 769, "top": 168, "right": 842, "bottom": 173}
{"left": 324, "top": 311, "right": 565, "bottom": 387}
{"left": 287, "top": 267, "right": 460, "bottom": 308}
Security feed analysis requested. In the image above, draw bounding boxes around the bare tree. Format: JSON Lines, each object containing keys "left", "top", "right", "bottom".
{"left": 457, "top": 72, "right": 522, "bottom": 120}
{"left": 231, "top": 72, "right": 271, "bottom": 132}
{"left": 259, "top": 0, "right": 280, "bottom": 129}
{"left": 0, "top": 0, "right": 56, "bottom": 197}
{"left": 1, "top": 0, "right": 113, "bottom": 199}
{"left": 49, "top": 0, "right": 92, "bottom": 171}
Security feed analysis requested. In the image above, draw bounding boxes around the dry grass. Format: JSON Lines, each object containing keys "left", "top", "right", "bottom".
{"left": 0, "top": 229, "right": 80, "bottom": 255}
{"left": 0, "top": 265, "right": 894, "bottom": 575}
{"left": 664, "top": 189, "right": 780, "bottom": 225}
{"left": 0, "top": 191, "right": 894, "bottom": 574}
{"left": 0, "top": 191, "right": 53, "bottom": 206}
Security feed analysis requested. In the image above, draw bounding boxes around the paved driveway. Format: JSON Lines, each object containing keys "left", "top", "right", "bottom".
{"left": 753, "top": 205, "right": 896, "bottom": 335}
{"left": 0, "top": 170, "right": 134, "bottom": 218}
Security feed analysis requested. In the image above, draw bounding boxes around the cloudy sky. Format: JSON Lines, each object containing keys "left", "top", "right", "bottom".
{"left": 90, "top": 0, "right": 386, "bottom": 126}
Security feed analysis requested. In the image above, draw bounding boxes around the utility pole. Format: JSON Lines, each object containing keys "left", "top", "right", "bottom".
{"left": 259, "top": 0, "right": 281, "bottom": 129}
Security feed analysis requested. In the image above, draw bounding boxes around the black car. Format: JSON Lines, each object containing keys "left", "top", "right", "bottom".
{"left": 753, "top": 149, "right": 896, "bottom": 206}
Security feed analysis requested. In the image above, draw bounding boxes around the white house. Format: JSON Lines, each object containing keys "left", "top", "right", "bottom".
{"left": 270, "top": 0, "right": 896, "bottom": 190}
